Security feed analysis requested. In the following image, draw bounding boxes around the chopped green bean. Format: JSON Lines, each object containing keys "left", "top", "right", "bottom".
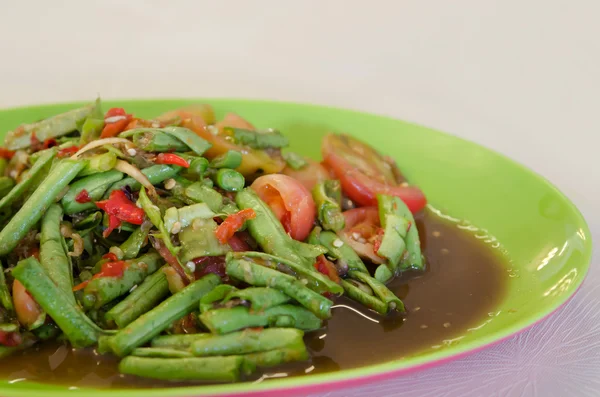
{"left": 214, "top": 169, "right": 245, "bottom": 192}
{"left": 210, "top": 150, "right": 242, "bottom": 169}
{"left": 118, "top": 356, "right": 243, "bottom": 382}
{"left": 151, "top": 333, "right": 212, "bottom": 350}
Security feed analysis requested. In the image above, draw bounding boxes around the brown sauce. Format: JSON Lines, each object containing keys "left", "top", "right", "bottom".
{"left": 0, "top": 210, "right": 508, "bottom": 389}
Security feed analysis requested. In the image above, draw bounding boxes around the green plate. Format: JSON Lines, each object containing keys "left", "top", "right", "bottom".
{"left": 0, "top": 99, "right": 592, "bottom": 397}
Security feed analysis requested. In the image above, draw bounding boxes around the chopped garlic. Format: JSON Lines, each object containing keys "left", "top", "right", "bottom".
{"left": 164, "top": 178, "right": 176, "bottom": 190}
{"left": 186, "top": 261, "right": 196, "bottom": 272}
{"left": 171, "top": 221, "right": 182, "bottom": 234}
{"left": 127, "top": 148, "right": 137, "bottom": 156}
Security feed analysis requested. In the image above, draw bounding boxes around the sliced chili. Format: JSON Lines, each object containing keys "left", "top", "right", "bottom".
{"left": 0, "top": 148, "right": 15, "bottom": 159}
{"left": 75, "top": 189, "right": 91, "bottom": 203}
{"left": 214, "top": 209, "right": 256, "bottom": 244}
{"left": 155, "top": 153, "right": 190, "bottom": 168}
{"left": 57, "top": 145, "right": 80, "bottom": 158}
{"left": 96, "top": 190, "right": 145, "bottom": 237}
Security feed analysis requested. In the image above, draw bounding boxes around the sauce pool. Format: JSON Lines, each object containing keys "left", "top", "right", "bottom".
{"left": 0, "top": 209, "right": 508, "bottom": 388}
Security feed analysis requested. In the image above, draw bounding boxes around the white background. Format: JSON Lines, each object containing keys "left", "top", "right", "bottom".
{"left": 0, "top": 1, "right": 598, "bottom": 396}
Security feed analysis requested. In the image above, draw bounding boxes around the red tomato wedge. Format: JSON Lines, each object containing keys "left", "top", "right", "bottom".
{"left": 322, "top": 134, "right": 426, "bottom": 212}
{"left": 282, "top": 157, "right": 331, "bottom": 191}
{"left": 340, "top": 207, "right": 385, "bottom": 264}
{"left": 251, "top": 174, "right": 316, "bottom": 241}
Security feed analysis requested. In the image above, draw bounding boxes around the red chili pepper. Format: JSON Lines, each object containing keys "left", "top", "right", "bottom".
{"left": 0, "top": 331, "right": 22, "bottom": 347}
{"left": 0, "top": 148, "right": 15, "bottom": 159}
{"left": 372, "top": 228, "right": 386, "bottom": 257}
{"left": 75, "top": 189, "right": 91, "bottom": 203}
{"left": 100, "top": 108, "right": 133, "bottom": 138}
{"left": 155, "top": 153, "right": 190, "bottom": 168}
{"left": 42, "top": 138, "right": 57, "bottom": 149}
{"left": 72, "top": 260, "right": 127, "bottom": 291}
{"left": 102, "top": 252, "right": 119, "bottom": 262}
{"left": 313, "top": 255, "right": 340, "bottom": 283}
{"left": 57, "top": 145, "right": 79, "bottom": 158}
{"left": 96, "top": 190, "right": 145, "bottom": 237}
{"left": 214, "top": 209, "right": 256, "bottom": 244}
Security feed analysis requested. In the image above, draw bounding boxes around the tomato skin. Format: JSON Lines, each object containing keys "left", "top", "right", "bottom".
{"left": 322, "top": 134, "right": 426, "bottom": 212}
{"left": 282, "top": 158, "right": 331, "bottom": 191}
{"left": 251, "top": 174, "right": 316, "bottom": 241}
{"left": 314, "top": 255, "right": 340, "bottom": 283}
{"left": 340, "top": 207, "right": 385, "bottom": 264}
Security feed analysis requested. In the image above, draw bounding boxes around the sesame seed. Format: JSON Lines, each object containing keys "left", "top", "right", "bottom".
{"left": 352, "top": 232, "right": 361, "bottom": 240}
{"left": 152, "top": 122, "right": 161, "bottom": 128}
{"left": 104, "top": 115, "right": 127, "bottom": 123}
{"left": 443, "top": 322, "right": 451, "bottom": 328}
{"left": 441, "top": 248, "right": 450, "bottom": 255}
{"left": 413, "top": 306, "right": 421, "bottom": 311}
{"left": 432, "top": 231, "right": 441, "bottom": 237}
{"left": 186, "top": 261, "right": 196, "bottom": 272}
{"left": 332, "top": 238, "right": 344, "bottom": 248}
{"left": 207, "top": 125, "right": 219, "bottom": 135}
{"left": 164, "top": 178, "right": 176, "bottom": 190}
{"left": 129, "top": 285, "right": 138, "bottom": 293}
{"left": 420, "top": 324, "right": 428, "bottom": 329}
{"left": 127, "top": 148, "right": 137, "bottom": 156}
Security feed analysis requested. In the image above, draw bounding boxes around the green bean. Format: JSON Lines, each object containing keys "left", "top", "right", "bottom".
{"left": 119, "top": 226, "right": 150, "bottom": 260}
{"left": 348, "top": 271, "right": 404, "bottom": 313}
{"left": 151, "top": 333, "right": 212, "bottom": 350}
{"left": 40, "top": 204, "right": 74, "bottom": 303}
{"left": 200, "top": 304, "right": 322, "bottom": 334}
{"left": 243, "top": 345, "right": 309, "bottom": 370}
{"left": 0, "top": 148, "right": 56, "bottom": 213}
{"left": 132, "top": 347, "right": 193, "bottom": 358}
{"left": 213, "top": 169, "right": 245, "bottom": 192}
{"left": 226, "top": 257, "right": 332, "bottom": 319}
{"left": 4, "top": 102, "right": 97, "bottom": 150}
{"left": 109, "top": 274, "right": 221, "bottom": 356}
{"left": 385, "top": 196, "right": 424, "bottom": 271}
{"left": 191, "top": 328, "right": 303, "bottom": 356}
{"left": 225, "top": 127, "right": 289, "bottom": 149}
{"left": 210, "top": 150, "right": 243, "bottom": 169}
{"left": 184, "top": 182, "right": 223, "bottom": 212}
{"left": 282, "top": 152, "right": 307, "bottom": 170}
{"left": 235, "top": 188, "right": 319, "bottom": 269}
{"left": 199, "top": 284, "right": 237, "bottom": 313}
{"left": 79, "top": 117, "right": 104, "bottom": 145}
{"left": 11, "top": 257, "right": 103, "bottom": 347}
{"left": 105, "top": 165, "right": 182, "bottom": 197}
{"left": 97, "top": 335, "right": 113, "bottom": 354}
{"left": 0, "top": 159, "right": 85, "bottom": 256}
{"left": 32, "top": 322, "right": 61, "bottom": 341}
{"left": 81, "top": 252, "right": 163, "bottom": 310}
{"left": 224, "top": 287, "right": 291, "bottom": 312}
{"left": 188, "top": 157, "right": 209, "bottom": 177}
{"left": 163, "top": 203, "right": 215, "bottom": 234}
{"left": 0, "top": 177, "right": 14, "bottom": 197}
{"left": 0, "top": 261, "right": 13, "bottom": 311}
{"left": 78, "top": 152, "right": 118, "bottom": 177}
{"left": 178, "top": 219, "right": 230, "bottom": 263}
{"left": 118, "top": 356, "right": 243, "bottom": 382}
{"left": 312, "top": 180, "right": 345, "bottom": 232}
{"left": 160, "top": 126, "right": 212, "bottom": 156}
{"left": 309, "top": 228, "right": 369, "bottom": 274}
{"left": 341, "top": 280, "right": 388, "bottom": 314}
{"left": 230, "top": 252, "right": 343, "bottom": 295}
{"left": 133, "top": 130, "right": 189, "bottom": 152}
{"left": 105, "top": 266, "right": 170, "bottom": 328}
{"left": 61, "top": 170, "right": 124, "bottom": 214}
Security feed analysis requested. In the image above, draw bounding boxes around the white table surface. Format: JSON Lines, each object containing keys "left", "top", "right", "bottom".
{"left": 0, "top": 1, "right": 598, "bottom": 396}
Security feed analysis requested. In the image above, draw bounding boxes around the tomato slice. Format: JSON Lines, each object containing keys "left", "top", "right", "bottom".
{"left": 339, "top": 207, "right": 385, "bottom": 264}
{"left": 322, "top": 134, "right": 426, "bottom": 212}
{"left": 251, "top": 174, "right": 316, "bottom": 241}
{"left": 282, "top": 157, "right": 331, "bottom": 191}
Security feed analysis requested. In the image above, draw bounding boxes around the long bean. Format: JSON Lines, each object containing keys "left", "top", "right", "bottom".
{"left": 132, "top": 347, "right": 194, "bottom": 358}
{"left": 313, "top": 180, "right": 345, "bottom": 232}
{"left": 82, "top": 252, "right": 163, "bottom": 310}
{"left": 191, "top": 328, "right": 304, "bottom": 356}
{"left": 151, "top": 333, "right": 213, "bottom": 350}
{"left": 0, "top": 159, "right": 85, "bottom": 256}
{"left": 340, "top": 280, "right": 388, "bottom": 315}
{"left": 0, "top": 260, "right": 13, "bottom": 311}
{"left": 309, "top": 228, "right": 369, "bottom": 274}
{"left": 104, "top": 165, "right": 182, "bottom": 197}
{"left": 40, "top": 204, "right": 74, "bottom": 303}
{"left": 109, "top": 274, "right": 220, "bottom": 356}
{"left": 11, "top": 257, "right": 103, "bottom": 347}
{"left": 4, "top": 102, "right": 97, "bottom": 150}
{"left": 0, "top": 177, "right": 14, "bottom": 197}
{"left": 199, "top": 284, "right": 237, "bottom": 313}
{"left": 224, "top": 287, "right": 291, "bottom": 312}
{"left": 226, "top": 257, "right": 332, "bottom": 319}
{"left": 235, "top": 189, "right": 319, "bottom": 269}
{"left": 105, "top": 266, "right": 170, "bottom": 328}
{"left": 119, "top": 226, "right": 150, "bottom": 260}
{"left": 243, "top": 345, "right": 309, "bottom": 370}
{"left": 0, "top": 148, "right": 56, "bottom": 213}
{"left": 348, "top": 271, "right": 404, "bottom": 312}
{"left": 118, "top": 356, "right": 243, "bottom": 382}
{"left": 200, "top": 304, "right": 322, "bottom": 334}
